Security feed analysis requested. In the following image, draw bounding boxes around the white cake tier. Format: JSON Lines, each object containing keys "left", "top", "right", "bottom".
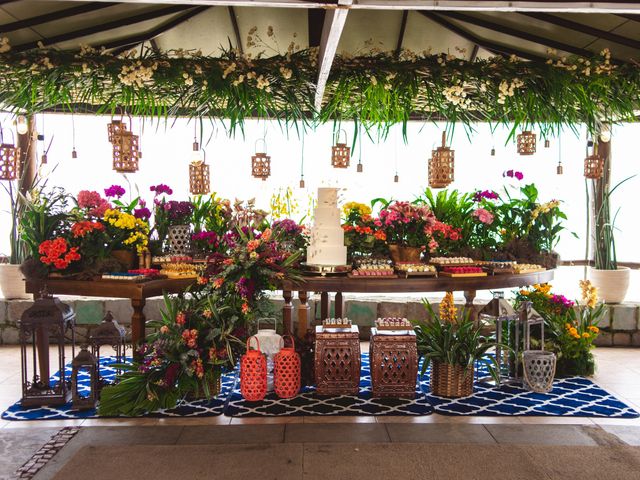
{"left": 309, "top": 226, "right": 344, "bottom": 245}
{"left": 307, "top": 244, "right": 347, "bottom": 266}
{"left": 317, "top": 187, "right": 338, "bottom": 208}
{"left": 313, "top": 206, "right": 341, "bottom": 224}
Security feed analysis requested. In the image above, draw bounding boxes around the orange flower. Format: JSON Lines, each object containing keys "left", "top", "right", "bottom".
{"left": 181, "top": 328, "right": 198, "bottom": 348}
{"left": 176, "top": 311, "right": 186, "bottom": 325}
{"left": 197, "top": 276, "right": 208, "bottom": 285}
{"left": 374, "top": 230, "right": 386, "bottom": 241}
{"left": 212, "top": 278, "right": 224, "bottom": 289}
{"left": 241, "top": 302, "right": 250, "bottom": 314}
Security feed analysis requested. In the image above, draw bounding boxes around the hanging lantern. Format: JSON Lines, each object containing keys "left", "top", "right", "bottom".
{"left": 251, "top": 138, "right": 270, "bottom": 181}
{"left": 331, "top": 129, "right": 350, "bottom": 168}
{"left": 0, "top": 128, "right": 20, "bottom": 181}
{"left": 16, "top": 115, "right": 28, "bottom": 135}
{"left": 19, "top": 292, "right": 76, "bottom": 406}
{"left": 71, "top": 345, "right": 98, "bottom": 410}
{"left": 490, "top": 147, "right": 496, "bottom": 156}
{"left": 240, "top": 336, "right": 267, "bottom": 401}
{"left": 107, "top": 118, "right": 124, "bottom": 143}
{"left": 299, "top": 177, "right": 305, "bottom": 189}
{"left": 189, "top": 161, "right": 210, "bottom": 195}
{"left": 109, "top": 115, "right": 140, "bottom": 173}
{"left": 274, "top": 335, "right": 301, "bottom": 399}
{"left": 71, "top": 148, "right": 77, "bottom": 159}
{"left": 394, "top": 173, "right": 399, "bottom": 183}
{"left": 556, "top": 161, "right": 563, "bottom": 175}
{"left": 584, "top": 143, "right": 604, "bottom": 180}
{"left": 428, "top": 131, "right": 454, "bottom": 188}
{"left": 89, "top": 311, "right": 127, "bottom": 383}
{"left": 41, "top": 153, "right": 47, "bottom": 165}
{"left": 544, "top": 139, "right": 551, "bottom": 148}
{"left": 357, "top": 163, "right": 363, "bottom": 172}
{"left": 517, "top": 130, "right": 536, "bottom": 155}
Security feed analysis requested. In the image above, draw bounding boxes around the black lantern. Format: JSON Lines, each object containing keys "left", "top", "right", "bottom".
{"left": 19, "top": 292, "right": 76, "bottom": 406}
{"left": 478, "top": 292, "right": 518, "bottom": 386}
{"left": 90, "top": 311, "right": 127, "bottom": 384}
{"left": 71, "top": 345, "right": 98, "bottom": 410}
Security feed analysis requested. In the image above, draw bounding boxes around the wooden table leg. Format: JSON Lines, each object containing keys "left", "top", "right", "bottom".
{"left": 297, "top": 291, "right": 309, "bottom": 338}
{"left": 131, "top": 298, "right": 146, "bottom": 353}
{"left": 283, "top": 290, "right": 293, "bottom": 335}
{"left": 463, "top": 289, "right": 477, "bottom": 321}
{"left": 335, "top": 291, "right": 344, "bottom": 318}
{"left": 320, "top": 292, "right": 329, "bottom": 320}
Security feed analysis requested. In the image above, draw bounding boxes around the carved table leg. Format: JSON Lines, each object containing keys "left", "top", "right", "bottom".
{"left": 335, "top": 291, "right": 344, "bottom": 318}
{"left": 131, "top": 298, "right": 146, "bottom": 357}
{"left": 297, "top": 291, "right": 310, "bottom": 338}
{"left": 463, "top": 290, "right": 477, "bottom": 322}
{"left": 283, "top": 290, "right": 293, "bottom": 335}
{"left": 320, "top": 292, "right": 329, "bottom": 321}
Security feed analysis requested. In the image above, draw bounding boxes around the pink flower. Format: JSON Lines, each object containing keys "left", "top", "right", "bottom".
{"left": 77, "top": 190, "right": 102, "bottom": 209}
{"left": 473, "top": 208, "right": 494, "bottom": 225}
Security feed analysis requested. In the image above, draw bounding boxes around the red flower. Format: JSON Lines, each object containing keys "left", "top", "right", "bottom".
{"left": 71, "top": 221, "right": 104, "bottom": 238}
{"left": 176, "top": 312, "right": 186, "bottom": 325}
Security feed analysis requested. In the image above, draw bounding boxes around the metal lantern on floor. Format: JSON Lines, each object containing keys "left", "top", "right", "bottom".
{"left": 274, "top": 335, "right": 301, "bottom": 399}
{"left": 517, "top": 130, "right": 536, "bottom": 155}
{"left": 251, "top": 138, "right": 270, "bottom": 181}
{"left": 331, "top": 129, "right": 350, "bottom": 168}
{"left": 89, "top": 311, "right": 127, "bottom": 383}
{"left": 109, "top": 115, "right": 140, "bottom": 173}
{"left": 428, "top": 131, "right": 454, "bottom": 188}
{"left": 584, "top": 143, "right": 604, "bottom": 179}
{"left": 19, "top": 291, "right": 76, "bottom": 406}
{"left": 0, "top": 128, "right": 20, "bottom": 181}
{"left": 240, "top": 336, "right": 267, "bottom": 401}
{"left": 71, "top": 345, "right": 98, "bottom": 410}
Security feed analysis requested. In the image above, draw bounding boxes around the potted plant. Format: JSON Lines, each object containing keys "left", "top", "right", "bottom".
{"left": 163, "top": 200, "right": 194, "bottom": 255}
{"left": 588, "top": 176, "right": 635, "bottom": 303}
{"left": 413, "top": 292, "right": 500, "bottom": 398}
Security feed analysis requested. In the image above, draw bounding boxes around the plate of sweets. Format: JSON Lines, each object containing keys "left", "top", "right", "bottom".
{"left": 101, "top": 272, "right": 149, "bottom": 282}
{"left": 349, "top": 260, "right": 397, "bottom": 278}
{"left": 375, "top": 317, "right": 414, "bottom": 334}
{"left": 478, "top": 261, "right": 517, "bottom": 275}
{"left": 159, "top": 262, "right": 201, "bottom": 279}
{"left": 152, "top": 255, "right": 193, "bottom": 265}
{"left": 394, "top": 262, "right": 437, "bottom": 277}
{"left": 322, "top": 317, "right": 353, "bottom": 331}
{"left": 429, "top": 256, "right": 476, "bottom": 267}
{"left": 514, "top": 263, "right": 546, "bottom": 274}
{"left": 439, "top": 266, "right": 488, "bottom": 277}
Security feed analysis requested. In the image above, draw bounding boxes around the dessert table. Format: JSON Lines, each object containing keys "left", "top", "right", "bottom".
{"left": 281, "top": 269, "right": 555, "bottom": 336}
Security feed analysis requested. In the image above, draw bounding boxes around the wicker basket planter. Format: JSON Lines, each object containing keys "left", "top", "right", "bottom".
{"left": 430, "top": 360, "right": 473, "bottom": 398}
{"left": 388, "top": 245, "right": 421, "bottom": 264}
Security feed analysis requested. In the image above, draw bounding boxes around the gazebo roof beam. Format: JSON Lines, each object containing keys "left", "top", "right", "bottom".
{"left": 440, "top": 11, "right": 597, "bottom": 58}
{"left": 227, "top": 6, "right": 244, "bottom": 54}
{"left": 0, "top": 3, "right": 118, "bottom": 33}
{"left": 12, "top": 4, "right": 196, "bottom": 52}
{"left": 315, "top": 0, "right": 352, "bottom": 110}
{"left": 395, "top": 10, "right": 409, "bottom": 56}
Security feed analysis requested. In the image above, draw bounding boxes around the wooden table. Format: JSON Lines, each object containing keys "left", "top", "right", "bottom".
{"left": 25, "top": 278, "right": 195, "bottom": 347}
{"left": 281, "top": 270, "right": 554, "bottom": 336}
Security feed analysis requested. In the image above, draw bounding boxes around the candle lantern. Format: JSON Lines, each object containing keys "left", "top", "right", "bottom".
{"left": 584, "top": 143, "right": 604, "bottom": 179}
{"left": 89, "top": 311, "right": 127, "bottom": 384}
{"left": 331, "top": 129, "right": 350, "bottom": 168}
{"left": 251, "top": 138, "right": 270, "bottom": 181}
{"left": 428, "top": 131, "right": 454, "bottom": 188}
{"left": 240, "top": 336, "right": 267, "bottom": 401}
{"left": 19, "top": 291, "right": 76, "bottom": 406}
{"left": 0, "top": 128, "right": 20, "bottom": 181}
{"left": 254, "top": 318, "right": 282, "bottom": 392}
{"left": 189, "top": 159, "right": 210, "bottom": 195}
{"left": 517, "top": 131, "right": 536, "bottom": 155}
{"left": 274, "top": 335, "right": 301, "bottom": 399}
{"left": 109, "top": 115, "right": 140, "bottom": 173}
{"left": 71, "top": 345, "right": 98, "bottom": 410}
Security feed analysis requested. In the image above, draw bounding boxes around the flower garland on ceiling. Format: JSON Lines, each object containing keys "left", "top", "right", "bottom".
{"left": 0, "top": 27, "right": 637, "bottom": 135}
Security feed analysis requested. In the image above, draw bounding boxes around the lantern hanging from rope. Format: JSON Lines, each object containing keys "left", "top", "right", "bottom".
{"left": 251, "top": 138, "right": 271, "bottom": 181}
{"left": 584, "top": 141, "right": 604, "bottom": 180}
{"left": 109, "top": 115, "right": 140, "bottom": 173}
{"left": 0, "top": 127, "right": 20, "bottom": 181}
{"left": 428, "top": 131, "right": 454, "bottom": 189}
{"left": 189, "top": 151, "right": 210, "bottom": 195}
{"left": 331, "top": 129, "right": 350, "bottom": 168}
{"left": 274, "top": 335, "right": 301, "bottom": 399}
{"left": 517, "top": 130, "right": 536, "bottom": 155}
{"left": 240, "top": 336, "right": 267, "bottom": 401}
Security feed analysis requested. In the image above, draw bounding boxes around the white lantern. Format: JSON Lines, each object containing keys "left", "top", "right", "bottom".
{"left": 254, "top": 318, "right": 283, "bottom": 392}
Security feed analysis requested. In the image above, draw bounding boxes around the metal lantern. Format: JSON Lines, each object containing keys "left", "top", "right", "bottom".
{"left": 71, "top": 345, "right": 98, "bottom": 410}
{"left": 89, "top": 311, "right": 127, "bottom": 384}
{"left": 584, "top": 143, "right": 604, "bottom": 179}
{"left": 19, "top": 292, "right": 76, "bottom": 406}
{"left": 240, "top": 336, "right": 267, "bottom": 401}
{"left": 517, "top": 130, "right": 536, "bottom": 155}
{"left": 251, "top": 138, "right": 270, "bottom": 181}
{"left": 557, "top": 161, "right": 563, "bottom": 175}
{"left": 544, "top": 139, "right": 551, "bottom": 148}
{"left": 274, "top": 335, "right": 301, "bottom": 399}
{"left": 0, "top": 128, "right": 20, "bottom": 181}
{"left": 109, "top": 115, "right": 140, "bottom": 173}
{"left": 428, "top": 131, "right": 454, "bottom": 188}
{"left": 189, "top": 148, "right": 211, "bottom": 196}
{"left": 331, "top": 129, "right": 350, "bottom": 168}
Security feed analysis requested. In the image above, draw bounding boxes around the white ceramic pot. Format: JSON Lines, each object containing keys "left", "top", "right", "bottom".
{"left": 0, "top": 264, "right": 30, "bottom": 300}
{"left": 588, "top": 266, "right": 630, "bottom": 304}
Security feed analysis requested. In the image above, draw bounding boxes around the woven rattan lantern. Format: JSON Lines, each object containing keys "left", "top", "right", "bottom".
{"left": 274, "top": 335, "right": 301, "bottom": 399}
{"left": 251, "top": 138, "right": 270, "bottom": 181}
{"left": 584, "top": 145, "right": 604, "bottom": 179}
{"left": 428, "top": 131, "right": 454, "bottom": 188}
{"left": 189, "top": 160, "right": 210, "bottom": 195}
{"left": 240, "top": 336, "right": 267, "bottom": 401}
{"left": 0, "top": 128, "right": 20, "bottom": 181}
{"left": 331, "top": 129, "right": 350, "bottom": 168}
{"left": 517, "top": 131, "right": 536, "bottom": 155}
{"left": 109, "top": 115, "right": 140, "bottom": 173}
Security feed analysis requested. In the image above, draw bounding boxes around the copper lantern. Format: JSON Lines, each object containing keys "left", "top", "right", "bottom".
{"left": 428, "top": 131, "right": 454, "bottom": 188}
{"left": 331, "top": 129, "right": 350, "bottom": 168}
{"left": 71, "top": 345, "right": 98, "bottom": 410}
{"left": 189, "top": 146, "right": 210, "bottom": 195}
{"left": 584, "top": 143, "right": 604, "bottom": 179}
{"left": 517, "top": 131, "right": 536, "bottom": 155}
{"left": 90, "top": 311, "right": 127, "bottom": 383}
{"left": 19, "top": 292, "right": 76, "bottom": 406}
{"left": 0, "top": 128, "right": 20, "bottom": 181}
{"left": 108, "top": 115, "right": 140, "bottom": 173}
{"left": 251, "top": 138, "right": 270, "bottom": 181}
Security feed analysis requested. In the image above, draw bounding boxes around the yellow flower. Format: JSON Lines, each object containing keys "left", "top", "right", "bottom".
{"left": 439, "top": 291, "right": 457, "bottom": 323}
{"left": 569, "top": 327, "right": 578, "bottom": 336}
{"left": 342, "top": 201, "right": 372, "bottom": 218}
{"left": 582, "top": 332, "right": 590, "bottom": 338}
{"left": 519, "top": 289, "right": 529, "bottom": 296}
{"left": 588, "top": 326, "right": 600, "bottom": 334}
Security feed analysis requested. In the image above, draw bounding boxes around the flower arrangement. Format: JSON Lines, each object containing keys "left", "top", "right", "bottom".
{"left": 38, "top": 237, "right": 81, "bottom": 271}
{"left": 378, "top": 201, "right": 436, "bottom": 248}
{"left": 163, "top": 200, "right": 194, "bottom": 226}
{"left": 271, "top": 218, "right": 308, "bottom": 255}
{"left": 341, "top": 202, "right": 386, "bottom": 258}
{"left": 76, "top": 190, "right": 111, "bottom": 218}
{"left": 103, "top": 208, "right": 150, "bottom": 253}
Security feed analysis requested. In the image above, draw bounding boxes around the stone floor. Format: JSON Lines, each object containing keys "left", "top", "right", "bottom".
{"left": 0, "top": 346, "right": 639, "bottom": 479}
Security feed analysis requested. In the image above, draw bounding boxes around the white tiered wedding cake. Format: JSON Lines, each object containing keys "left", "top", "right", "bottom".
{"left": 306, "top": 188, "right": 347, "bottom": 266}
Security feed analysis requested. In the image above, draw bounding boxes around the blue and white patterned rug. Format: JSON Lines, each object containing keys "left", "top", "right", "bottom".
{"left": 2, "top": 357, "right": 234, "bottom": 421}
{"left": 224, "top": 353, "right": 432, "bottom": 416}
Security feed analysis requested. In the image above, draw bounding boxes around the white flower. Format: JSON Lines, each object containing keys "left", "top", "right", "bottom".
{"left": 0, "top": 37, "right": 11, "bottom": 53}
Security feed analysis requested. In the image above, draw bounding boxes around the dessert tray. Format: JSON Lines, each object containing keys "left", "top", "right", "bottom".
{"left": 514, "top": 264, "right": 546, "bottom": 274}
{"left": 375, "top": 317, "right": 413, "bottom": 331}
{"left": 301, "top": 263, "right": 352, "bottom": 276}
{"left": 394, "top": 263, "right": 437, "bottom": 278}
{"left": 100, "top": 271, "right": 166, "bottom": 282}
{"left": 322, "top": 318, "right": 353, "bottom": 331}
{"left": 439, "top": 266, "right": 488, "bottom": 278}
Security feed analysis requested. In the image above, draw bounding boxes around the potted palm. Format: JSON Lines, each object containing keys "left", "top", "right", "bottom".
{"left": 413, "top": 293, "right": 500, "bottom": 398}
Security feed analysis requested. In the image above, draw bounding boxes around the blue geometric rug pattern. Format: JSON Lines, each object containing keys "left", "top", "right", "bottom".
{"left": 2, "top": 356, "right": 235, "bottom": 421}
{"left": 224, "top": 353, "right": 433, "bottom": 416}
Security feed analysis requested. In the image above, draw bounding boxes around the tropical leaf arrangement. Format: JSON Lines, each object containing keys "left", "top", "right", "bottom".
{"left": 0, "top": 32, "right": 637, "bottom": 136}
